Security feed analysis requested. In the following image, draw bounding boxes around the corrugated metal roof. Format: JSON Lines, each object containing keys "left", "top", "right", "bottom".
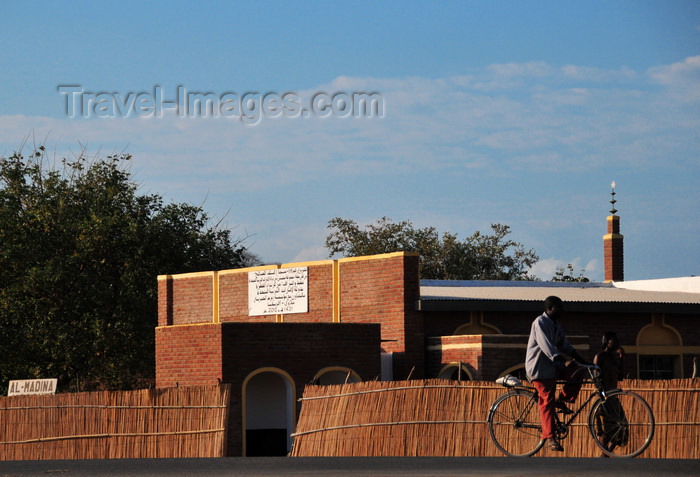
{"left": 420, "top": 284, "right": 700, "bottom": 305}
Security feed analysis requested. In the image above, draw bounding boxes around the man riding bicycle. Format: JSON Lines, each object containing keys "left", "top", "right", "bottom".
{"left": 525, "top": 296, "right": 591, "bottom": 452}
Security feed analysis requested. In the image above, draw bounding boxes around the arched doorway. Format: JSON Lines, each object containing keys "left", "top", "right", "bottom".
{"left": 313, "top": 367, "right": 361, "bottom": 385}
{"left": 242, "top": 368, "right": 295, "bottom": 456}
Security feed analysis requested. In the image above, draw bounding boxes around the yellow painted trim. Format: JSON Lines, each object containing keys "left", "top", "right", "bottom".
{"left": 276, "top": 314, "right": 284, "bottom": 323}
{"left": 155, "top": 322, "right": 220, "bottom": 330}
{"left": 163, "top": 252, "right": 416, "bottom": 280}
{"left": 426, "top": 343, "right": 480, "bottom": 351}
{"left": 603, "top": 233, "right": 624, "bottom": 240}
{"left": 332, "top": 260, "right": 341, "bottom": 323}
{"left": 437, "top": 362, "right": 474, "bottom": 381}
{"left": 212, "top": 272, "right": 220, "bottom": 324}
{"left": 427, "top": 343, "right": 588, "bottom": 351}
{"left": 281, "top": 259, "right": 334, "bottom": 268}
{"left": 498, "top": 363, "right": 526, "bottom": 379}
{"left": 313, "top": 366, "right": 362, "bottom": 383}
{"left": 454, "top": 311, "right": 502, "bottom": 335}
{"left": 241, "top": 367, "right": 296, "bottom": 457}
{"left": 636, "top": 314, "right": 683, "bottom": 346}
{"left": 157, "top": 271, "right": 216, "bottom": 280}
{"left": 338, "top": 251, "right": 418, "bottom": 263}
{"left": 218, "top": 264, "right": 280, "bottom": 276}
{"left": 607, "top": 215, "right": 620, "bottom": 221}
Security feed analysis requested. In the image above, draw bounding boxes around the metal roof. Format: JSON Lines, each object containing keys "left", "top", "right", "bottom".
{"left": 418, "top": 280, "right": 700, "bottom": 314}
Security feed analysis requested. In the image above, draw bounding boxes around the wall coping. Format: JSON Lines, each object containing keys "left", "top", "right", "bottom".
{"left": 157, "top": 251, "right": 418, "bottom": 281}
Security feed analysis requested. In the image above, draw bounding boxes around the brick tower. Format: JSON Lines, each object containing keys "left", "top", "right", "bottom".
{"left": 603, "top": 181, "right": 624, "bottom": 282}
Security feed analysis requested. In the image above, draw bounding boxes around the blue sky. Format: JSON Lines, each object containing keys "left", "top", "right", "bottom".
{"left": 1, "top": 1, "right": 698, "bottom": 281}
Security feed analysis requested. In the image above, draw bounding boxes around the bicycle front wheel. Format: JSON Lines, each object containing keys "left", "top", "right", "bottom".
{"left": 488, "top": 389, "right": 544, "bottom": 457}
{"left": 588, "top": 390, "right": 655, "bottom": 457}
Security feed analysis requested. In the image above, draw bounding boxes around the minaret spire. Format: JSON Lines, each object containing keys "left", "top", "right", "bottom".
{"left": 610, "top": 181, "right": 617, "bottom": 215}
{"left": 603, "top": 181, "right": 624, "bottom": 282}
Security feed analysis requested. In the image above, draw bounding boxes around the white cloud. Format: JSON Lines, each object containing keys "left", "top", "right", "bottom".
{"left": 1, "top": 59, "right": 697, "bottom": 272}
{"left": 648, "top": 56, "right": 700, "bottom": 100}
{"left": 4, "top": 58, "right": 696, "bottom": 184}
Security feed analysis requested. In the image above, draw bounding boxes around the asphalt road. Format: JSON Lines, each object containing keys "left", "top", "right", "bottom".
{"left": 1, "top": 457, "right": 699, "bottom": 476}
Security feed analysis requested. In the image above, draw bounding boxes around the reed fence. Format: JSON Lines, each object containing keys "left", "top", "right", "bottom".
{"left": 290, "top": 378, "right": 700, "bottom": 458}
{"left": 0, "top": 384, "right": 230, "bottom": 460}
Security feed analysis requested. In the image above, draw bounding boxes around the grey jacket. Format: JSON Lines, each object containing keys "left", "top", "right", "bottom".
{"left": 525, "top": 312, "right": 576, "bottom": 381}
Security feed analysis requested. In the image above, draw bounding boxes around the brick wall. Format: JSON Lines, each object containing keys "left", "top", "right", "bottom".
{"left": 157, "top": 252, "right": 422, "bottom": 378}
{"left": 338, "top": 254, "right": 423, "bottom": 379}
{"left": 221, "top": 322, "right": 381, "bottom": 456}
{"left": 217, "top": 263, "right": 335, "bottom": 323}
{"left": 155, "top": 321, "right": 381, "bottom": 455}
{"left": 279, "top": 263, "right": 334, "bottom": 324}
{"left": 425, "top": 308, "right": 700, "bottom": 379}
{"left": 155, "top": 323, "right": 222, "bottom": 387}
{"left": 157, "top": 273, "right": 214, "bottom": 326}
{"left": 426, "top": 334, "right": 590, "bottom": 380}
{"left": 604, "top": 215, "right": 624, "bottom": 282}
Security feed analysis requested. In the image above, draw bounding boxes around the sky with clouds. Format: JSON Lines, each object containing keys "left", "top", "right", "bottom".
{"left": 1, "top": 1, "right": 698, "bottom": 281}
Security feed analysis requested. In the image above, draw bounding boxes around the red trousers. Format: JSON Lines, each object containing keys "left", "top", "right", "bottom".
{"left": 532, "top": 363, "right": 583, "bottom": 439}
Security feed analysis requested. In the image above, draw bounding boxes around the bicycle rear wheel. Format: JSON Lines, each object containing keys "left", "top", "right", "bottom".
{"left": 488, "top": 389, "right": 544, "bottom": 457}
{"left": 588, "top": 390, "right": 655, "bottom": 457}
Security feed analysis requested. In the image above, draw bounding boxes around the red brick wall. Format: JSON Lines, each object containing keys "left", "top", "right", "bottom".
{"left": 155, "top": 323, "right": 223, "bottom": 387}
{"left": 281, "top": 263, "right": 334, "bottom": 323}
{"left": 426, "top": 335, "right": 482, "bottom": 379}
{"left": 425, "top": 307, "right": 700, "bottom": 379}
{"left": 425, "top": 308, "right": 697, "bottom": 378}
{"left": 604, "top": 215, "right": 624, "bottom": 282}
{"left": 157, "top": 273, "right": 214, "bottom": 326}
{"left": 217, "top": 263, "right": 335, "bottom": 323}
{"left": 220, "top": 322, "right": 381, "bottom": 456}
{"left": 426, "top": 334, "right": 590, "bottom": 380}
{"left": 338, "top": 254, "right": 423, "bottom": 379}
{"left": 218, "top": 269, "right": 253, "bottom": 321}
{"left": 158, "top": 252, "right": 422, "bottom": 378}
{"left": 155, "top": 321, "right": 381, "bottom": 456}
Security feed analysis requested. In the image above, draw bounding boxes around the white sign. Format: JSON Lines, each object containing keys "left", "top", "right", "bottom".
{"left": 248, "top": 267, "right": 309, "bottom": 316}
{"left": 8, "top": 378, "right": 57, "bottom": 396}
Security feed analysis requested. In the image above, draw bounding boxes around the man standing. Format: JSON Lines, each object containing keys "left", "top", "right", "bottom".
{"left": 526, "top": 296, "right": 588, "bottom": 452}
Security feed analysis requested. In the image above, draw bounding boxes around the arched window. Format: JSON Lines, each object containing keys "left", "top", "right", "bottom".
{"left": 242, "top": 368, "right": 296, "bottom": 456}
{"left": 437, "top": 363, "right": 473, "bottom": 381}
{"left": 454, "top": 311, "right": 501, "bottom": 335}
{"left": 636, "top": 315, "right": 683, "bottom": 379}
{"left": 312, "top": 367, "right": 362, "bottom": 385}
{"left": 498, "top": 364, "right": 528, "bottom": 381}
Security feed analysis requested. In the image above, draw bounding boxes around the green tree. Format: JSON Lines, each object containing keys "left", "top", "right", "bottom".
{"left": 0, "top": 146, "right": 256, "bottom": 393}
{"left": 551, "top": 263, "right": 590, "bottom": 282}
{"left": 325, "top": 217, "right": 539, "bottom": 280}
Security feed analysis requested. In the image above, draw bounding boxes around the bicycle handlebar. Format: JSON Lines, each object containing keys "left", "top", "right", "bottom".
{"left": 576, "top": 363, "right": 600, "bottom": 369}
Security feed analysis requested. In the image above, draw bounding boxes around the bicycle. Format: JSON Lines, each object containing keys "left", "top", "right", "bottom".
{"left": 487, "top": 364, "right": 655, "bottom": 457}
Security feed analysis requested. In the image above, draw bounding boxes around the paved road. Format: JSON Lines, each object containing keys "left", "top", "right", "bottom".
{"left": 2, "top": 457, "right": 699, "bottom": 476}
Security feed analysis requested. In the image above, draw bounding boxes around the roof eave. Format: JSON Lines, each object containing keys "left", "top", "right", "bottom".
{"left": 416, "top": 299, "right": 700, "bottom": 314}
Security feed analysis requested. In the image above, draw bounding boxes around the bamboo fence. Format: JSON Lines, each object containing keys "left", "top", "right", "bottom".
{"left": 0, "top": 384, "right": 231, "bottom": 460}
{"left": 290, "top": 378, "right": 700, "bottom": 458}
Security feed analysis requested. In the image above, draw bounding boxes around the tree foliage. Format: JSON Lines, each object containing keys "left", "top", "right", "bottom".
{"left": 325, "top": 217, "right": 539, "bottom": 280}
{"left": 0, "top": 147, "right": 255, "bottom": 393}
{"left": 551, "top": 263, "right": 590, "bottom": 282}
